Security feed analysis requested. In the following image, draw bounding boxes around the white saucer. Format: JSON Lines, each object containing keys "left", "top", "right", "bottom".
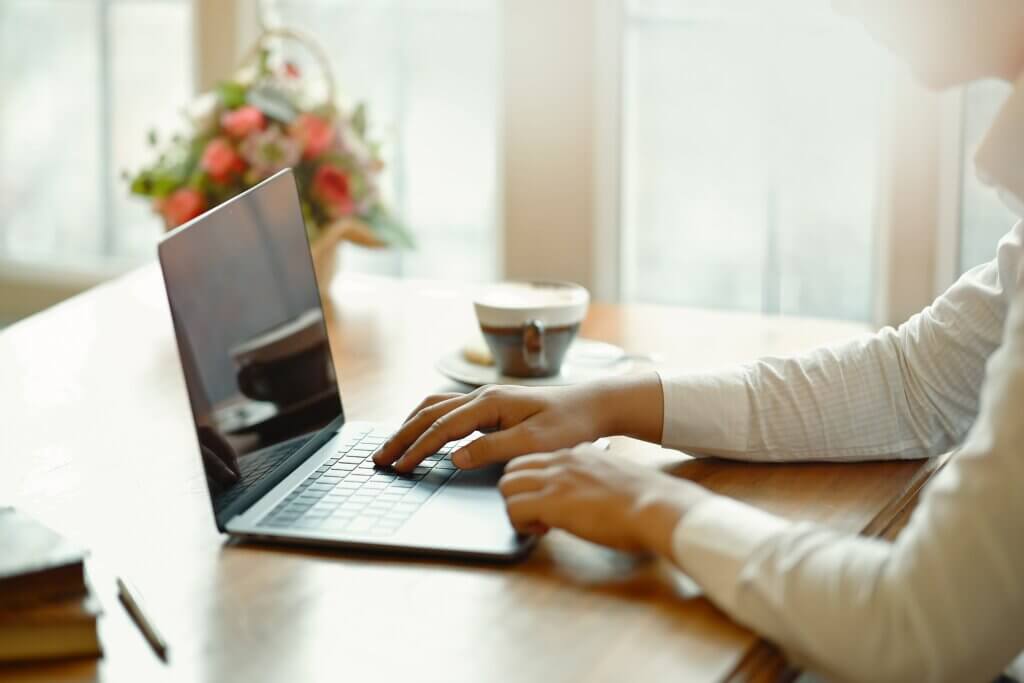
{"left": 436, "top": 339, "right": 633, "bottom": 387}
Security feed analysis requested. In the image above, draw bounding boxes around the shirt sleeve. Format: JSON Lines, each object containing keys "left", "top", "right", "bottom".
{"left": 659, "top": 222, "right": 1024, "bottom": 462}
{"left": 668, "top": 234, "right": 1024, "bottom": 682}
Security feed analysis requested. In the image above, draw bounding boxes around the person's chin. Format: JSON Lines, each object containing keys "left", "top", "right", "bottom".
{"left": 911, "top": 63, "right": 968, "bottom": 91}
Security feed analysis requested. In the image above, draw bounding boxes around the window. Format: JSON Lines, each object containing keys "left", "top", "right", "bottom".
{"left": 958, "top": 80, "right": 1016, "bottom": 275}
{"left": 2, "top": 1, "right": 972, "bottom": 330}
{"left": 621, "top": 0, "right": 888, "bottom": 321}
{"left": 1, "top": 0, "right": 497, "bottom": 284}
{"left": 263, "top": 0, "right": 499, "bottom": 283}
{"left": 0, "top": 0, "right": 193, "bottom": 271}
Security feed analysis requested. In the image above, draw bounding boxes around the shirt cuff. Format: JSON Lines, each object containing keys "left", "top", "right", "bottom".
{"left": 657, "top": 368, "right": 751, "bottom": 454}
{"left": 671, "top": 495, "right": 790, "bottom": 613}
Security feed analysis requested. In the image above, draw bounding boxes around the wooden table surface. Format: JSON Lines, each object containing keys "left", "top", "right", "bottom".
{"left": 0, "top": 266, "right": 935, "bottom": 683}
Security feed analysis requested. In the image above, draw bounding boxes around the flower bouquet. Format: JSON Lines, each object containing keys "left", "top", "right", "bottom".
{"left": 127, "top": 28, "right": 410, "bottom": 284}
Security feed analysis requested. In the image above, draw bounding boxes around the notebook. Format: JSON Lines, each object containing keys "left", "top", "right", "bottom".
{"left": 0, "top": 593, "right": 102, "bottom": 661}
{"left": 0, "top": 507, "right": 87, "bottom": 608}
{"left": 0, "top": 508, "right": 101, "bottom": 661}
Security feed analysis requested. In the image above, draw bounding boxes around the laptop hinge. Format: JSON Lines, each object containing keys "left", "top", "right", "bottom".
{"left": 213, "top": 414, "right": 345, "bottom": 530}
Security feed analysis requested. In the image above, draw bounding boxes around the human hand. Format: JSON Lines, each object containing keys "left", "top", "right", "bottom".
{"left": 198, "top": 425, "right": 240, "bottom": 492}
{"left": 499, "top": 443, "right": 712, "bottom": 556}
{"left": 372, "top": 383, "right": 611, "bottom": 473}
{"left": 372, "top": 373, "right": 665, "bottom": 474}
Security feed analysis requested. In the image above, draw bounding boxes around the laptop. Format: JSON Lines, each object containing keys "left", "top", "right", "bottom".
{"left": 158, "top": 169, "right": 533, "bottom": 561}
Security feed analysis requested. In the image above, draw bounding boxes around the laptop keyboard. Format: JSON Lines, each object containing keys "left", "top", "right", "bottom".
{"left": 258, "top": 427, "right": 466, "bottom": 538}
{"left": 216, "top": 432, "right": 312, "bottom": 510}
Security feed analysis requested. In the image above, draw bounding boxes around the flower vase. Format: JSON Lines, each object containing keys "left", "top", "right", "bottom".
{"left": 310, "top": 217, "right": 386, "bottom": 291}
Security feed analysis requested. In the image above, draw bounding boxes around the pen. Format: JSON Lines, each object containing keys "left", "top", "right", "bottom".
{"left": 117, "top": 576, "right": 169, "bottom": 662}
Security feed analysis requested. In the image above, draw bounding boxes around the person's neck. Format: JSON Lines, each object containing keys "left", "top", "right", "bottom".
{"left": 974, "top": 72, "right": 1024, "bottom": 217}
{"left": 1002, "top": 44, "right": 1024, "bottom": 83}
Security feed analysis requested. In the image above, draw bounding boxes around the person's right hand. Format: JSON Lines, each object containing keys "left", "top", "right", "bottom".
{"left": 372, "top": 383, "right": 614, "bottom": 473}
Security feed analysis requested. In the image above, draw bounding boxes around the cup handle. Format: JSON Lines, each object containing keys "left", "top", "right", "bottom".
{"left": 523, "top": 320, "right": 546, "bottom": 372}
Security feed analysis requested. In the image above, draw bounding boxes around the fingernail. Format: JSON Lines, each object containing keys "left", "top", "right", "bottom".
{"left": 452, "top": 449, "right": 470, "bottom": 468}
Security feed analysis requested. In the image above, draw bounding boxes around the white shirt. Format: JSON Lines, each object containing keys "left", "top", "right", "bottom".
{"left": 660, "top": 218, "right": 1024, "bottom": 682}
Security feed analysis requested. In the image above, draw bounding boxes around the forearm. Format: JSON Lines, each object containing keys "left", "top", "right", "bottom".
{"left": 585, "top": 346, "right": 930, "bottom": 462}
{"left": 666, "top": 334, "right": 937, "bottom": 461}
{"left": 588, "top": 371, "right": 665, "bottom": 444}
{"left": 658, "top": 231, "right": 1019, "bottom": 463}
{"left": 660, "top": 321, "right": 992, "bottom": 462}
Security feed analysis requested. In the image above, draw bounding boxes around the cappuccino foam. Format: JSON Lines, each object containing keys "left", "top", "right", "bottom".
{"left": 474, "top": 282, "right": 588, "bottom": 309}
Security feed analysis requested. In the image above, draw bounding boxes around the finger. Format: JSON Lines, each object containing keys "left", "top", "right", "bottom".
{"left": 221, "top": 449, "right": 241, "bottom": 478}
{"left": 497, "top": 469, "right": 548, "bottom": 498}
{"left": 393, "top": 398, "right": 503, "bottom": 472}
{"left": 521, "top": 522, "right": 550, "bottom": 537}
{"left": 502, "top": 450, "right": 564, "bottom": 473}
{"left": 373, "top": 394, "right": 473, "bottom": 466}
{"left": 505, "top": 491, "right": 553, "bottom": 534}
{"left": 199, "top": 426, "right": 241, "bottom": 477}
{"left": 450, "top": 426, "right": 543, "bottom": 470}
{"left": 402, "top": 392, "right": 463, "bottom": 424}
{"left": 201, "top": 446, "right": 239, "bottom": 485}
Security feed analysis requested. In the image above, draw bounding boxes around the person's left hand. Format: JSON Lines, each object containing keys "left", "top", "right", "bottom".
{"left": 499, "top": 443, "right": 713, "bottom": 557}
{"left": 198, "top": 425, "right": 240, "bottom": 493}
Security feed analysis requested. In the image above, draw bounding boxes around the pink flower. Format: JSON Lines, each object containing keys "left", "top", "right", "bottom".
{"left": 158, "top": 188, "right": 205, "bottom": 228}
{"left": 240, "top": 125, "right": 301, "bottom": 179}
{"left": 221, "top": 105, "right": 265, "bottom": 138}
{"left": 313, "top": 164, "right": 355, "bottom": 217}
{"left": 290, "top": 114, "right": 335, "bottom": 160}
{"left": 201, "top": 137, "right": 245, "bottom": 183}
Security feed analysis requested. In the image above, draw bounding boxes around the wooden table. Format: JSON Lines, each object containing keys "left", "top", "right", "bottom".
{"left": 0, "top": 266, "right": 937, "bottom": 682}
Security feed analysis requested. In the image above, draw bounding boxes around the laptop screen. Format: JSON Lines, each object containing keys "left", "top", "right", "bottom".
{"left": 158, "top": 170, "right": 343, "bottom": 525}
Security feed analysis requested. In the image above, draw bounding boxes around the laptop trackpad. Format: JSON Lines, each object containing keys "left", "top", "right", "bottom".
{"left": 447, "top": 463, "right": 503, "bottom": 488}
{"left": 398, "top": 464, "right": 521, "bottom": 555}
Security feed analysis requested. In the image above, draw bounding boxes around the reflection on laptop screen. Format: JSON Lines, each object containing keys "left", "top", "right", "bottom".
{"left": 158, "top": 170, "right": 343, "bottom": 523}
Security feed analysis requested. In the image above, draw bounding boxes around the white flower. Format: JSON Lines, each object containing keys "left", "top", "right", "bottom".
{"left": 240, "top": 125, "right": 302, "bottom": 179}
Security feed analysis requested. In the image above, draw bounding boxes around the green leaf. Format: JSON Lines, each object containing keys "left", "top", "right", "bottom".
{"left": 301, "top": 201, "right": 319, "bottom": 241}
{"left": 351, "top": 103, "right": 367, "bottom": 138}
{"left": 129, "top": 173, "right": 153, "bottom": 196}
{"left": 217, "top": 81, "right": 248, "bottom": 109}
{"left": 151, "top": 175, "right": 180, "bottom": 198}
{"left": 368, "top": 207, "right": 414, "bottom": 249}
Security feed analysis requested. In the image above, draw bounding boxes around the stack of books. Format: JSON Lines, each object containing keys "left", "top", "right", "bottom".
{"left": 0, "top": 507, "right": 102, "bottom": 662}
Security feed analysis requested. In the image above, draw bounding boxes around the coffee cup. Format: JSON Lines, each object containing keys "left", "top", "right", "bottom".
{"left": 230, "top": 309, "right": 335, "bottom": 406}
{"left": 473, "top": 281, "right": 589, "bottom": 378}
